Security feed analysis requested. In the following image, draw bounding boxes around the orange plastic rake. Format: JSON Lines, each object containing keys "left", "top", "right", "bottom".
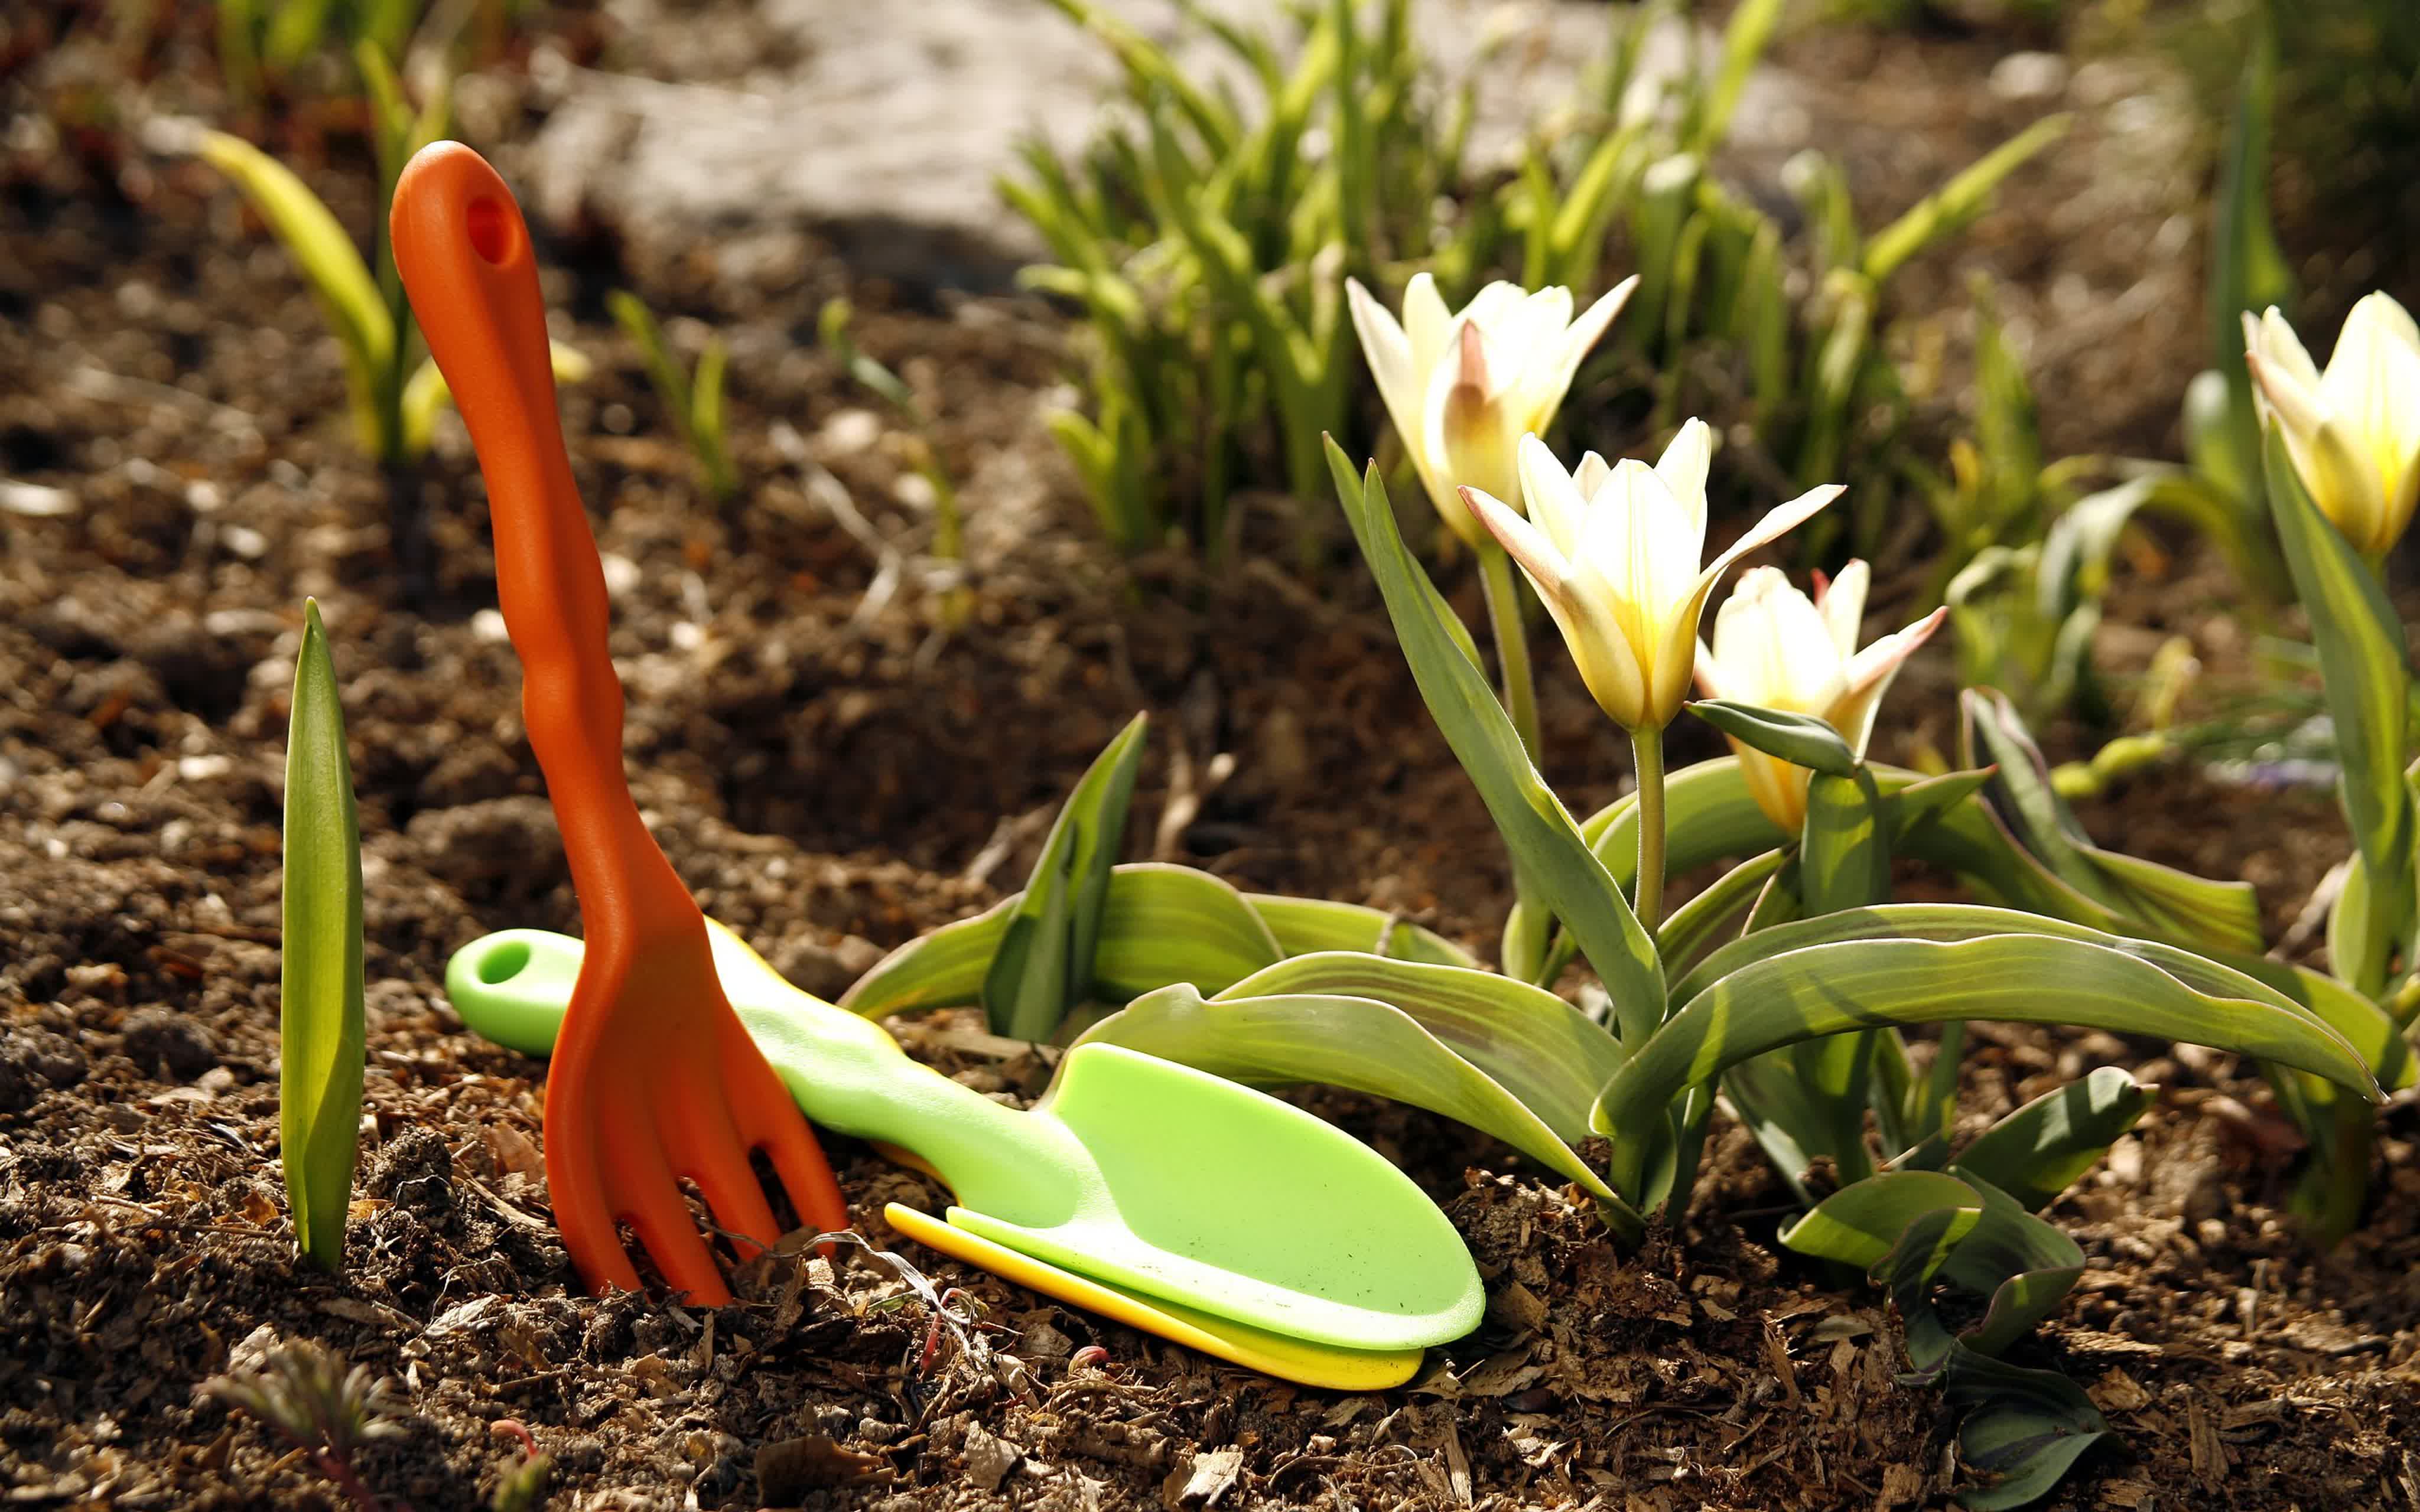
{"left": 392, "top": 141, "right": 847, "bottom": 1305}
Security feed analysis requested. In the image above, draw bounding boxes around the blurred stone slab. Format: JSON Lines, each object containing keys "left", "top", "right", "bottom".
{"left": 516, "top": 0, "right": 1801, "bottom": 290}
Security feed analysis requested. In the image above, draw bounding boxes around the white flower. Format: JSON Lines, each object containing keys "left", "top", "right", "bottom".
{"left": 1346, "top": 272, "right": 1636, "bottom": 547}
{"left": 1696, "top": 562, "right": 1946, "bottom": 832}
{"left": 1460, "top": 424, "right": 1839, "bottom": 731}
{"left": 2242, "top": 293, "right": 2420, "bottom": 556}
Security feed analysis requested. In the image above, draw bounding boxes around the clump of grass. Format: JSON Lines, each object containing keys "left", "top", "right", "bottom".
{"left": 1010, "top": 0, "right": 2067, "bottom": 569}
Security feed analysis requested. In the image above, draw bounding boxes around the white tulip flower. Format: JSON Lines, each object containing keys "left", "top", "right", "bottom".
{"left": 2242, "top": 293, "right": 2420, "bottom": 557}
{"left": 1459, "top": 425, "right": 1840, "bottom": 732}
{"left": 1696, "top": 562, "right": 1946, "bottom": 833}
{"left": 1346, "top": 272, "right": 1636, "bottom": 548}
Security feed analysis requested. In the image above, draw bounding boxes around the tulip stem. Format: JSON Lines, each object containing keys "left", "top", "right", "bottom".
{"left": 1478, "top": 545, "right": 1541, "bottom": 760}
{"left": 1631, "top": 725, "right": 1667, "bottom": 932}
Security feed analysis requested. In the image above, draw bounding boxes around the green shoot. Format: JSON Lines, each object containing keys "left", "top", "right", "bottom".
{"left": 819, "top": 298, "right": 967, "bottom": 627}
{"left": 282, "top": 599, "right": 364, "bottom": 1275}
{"left": 201, "top": 1340, "right": 402, "bottom": 1512}
{"left": 607, "top": 291, "right": 738, "bottom": 504}
{"left": 169, "top": 89, "right": 588, "bottom": 469}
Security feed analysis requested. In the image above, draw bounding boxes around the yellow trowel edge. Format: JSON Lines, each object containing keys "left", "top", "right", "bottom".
{"left": 881, "top": 1203, "right": 1425, "bottom": 1391}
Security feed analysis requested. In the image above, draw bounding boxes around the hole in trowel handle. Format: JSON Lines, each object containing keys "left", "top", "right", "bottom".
{"left": 466, "top": 195, "right": 514, "bottom": 265}
{"left": 476, "top": 937, "right": 532, "bottom": 985}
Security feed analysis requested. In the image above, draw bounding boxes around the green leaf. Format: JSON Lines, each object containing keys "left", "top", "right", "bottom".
{"left": 1875, "top": 1200, "right": 2111, "bottom": 1511}
{"left": 2263, "top": 425, "right": 2417, "bottom": 995}
{"left": 1954, "top": 1068, "right": 2150, "bottom": 1213}
{"left": 1521, "top": 758, "right": 2092, "bottom": 986}
{"left": 1079, "top": 982, "right": 1634, "bottom": 1223}
{"left": 1328, "top": 439, "right": 1666, "bottom": 1043}
{"left": 1216, "top": 953, "right": 1627, "bottom": 1147}
{"left": 1962, "top": 690, "right": 2265, "bottom": 953}
{"left": 2206, "top": 23, "right": 2289, "bottom": 515}
{"left": 400, "top": 343, "right": 591, "bottom": 459}
{"left": 1934, "top": 1175, "right": 2084, "bottom": 1357}
{"left": 1862, "top": 115, "right": 2071, "bottom": 286}
{"left": 1686, "top": 0, "right": 1783, "bottom": 158}
{"left": 1654, "top": 847, "right": 1786, "bottom": 972}
{"left": 281, "top": 601, "right": 364, "bottom": 1273}
{"left": 191, "top": 131, "right": 392, "bottom": 451}
{"left": 843, "top": 862, "right": 1284, "bottom": 1019}
{"left": 1801, "top": 767, "right": 1889, "bottom": 914}
{"left": 1241, "top": 895, "right": 1478, "bottom": 969}
{"left": 1595, "top": 924, "right": 2377, "bottom": 1197}
{"left": 1689, "top": 700, "right": 1859, "bottom": 777}
{"left": 983, "top": 713, "right": 1150, "bottom": 1038}
{"left": 691, "top": 335, "right": 736, "bottom": 501}
{"left": 1779, "top": 1169, "right": 1983, "bottom": 1273}
{"left": 1094, "top": 861, "right": 1286, "bottom": 1001}
{"left": 1726, "top": 1028, "right": 1879, "bottom": 1197}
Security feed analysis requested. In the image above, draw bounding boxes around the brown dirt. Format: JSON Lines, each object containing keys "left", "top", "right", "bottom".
{"left": 4, "top": 5, "right": 2417, "bottom": 1510}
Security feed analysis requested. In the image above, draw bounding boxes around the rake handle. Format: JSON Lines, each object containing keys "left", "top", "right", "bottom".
{"left": 390, "top": 142, "right": 697, "bottom": 945}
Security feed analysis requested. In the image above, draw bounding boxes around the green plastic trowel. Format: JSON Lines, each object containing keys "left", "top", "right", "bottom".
{"left": 446, "top": 922, "right": 1482, "bottom": 1381}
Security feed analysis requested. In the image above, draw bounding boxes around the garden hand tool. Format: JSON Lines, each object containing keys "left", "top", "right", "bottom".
{"left": 447, "top": 922, "right": 1485, "bottom": 1363}
{"left": 393, "top": 141, "right": 848, "bottom": 1305}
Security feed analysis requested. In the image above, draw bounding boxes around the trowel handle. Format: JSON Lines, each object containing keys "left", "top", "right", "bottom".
{"left": 446, "top": 926, "right": 1068, "bottom": 1213}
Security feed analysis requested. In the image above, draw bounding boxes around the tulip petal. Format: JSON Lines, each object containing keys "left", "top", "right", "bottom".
{"left": 1346, "top": 278, "right": 1412, "bottom": 415}
{"left": 1833, "top": 606, "right": 1947, "bottom": 757}
{"left": 1521, "top": 276, "right": 1637, "bottom": 439}
{"left": 2252, "top": 350, "right": 2392, "bottom": 551}
{"left": 1463, "top": 485, "right": 1570, "bottom": 605}
{"left": 1654, "top": 418, "right": 1713, "bottom": 548}
{"left": 2324, "top": 293, "right": 2420, "bottom": 505}
{"left": 1572, "top": 450, "right": 1613, "bottom": 501}
{"left": 1657, "top": 485, "right": 1840, "bottom": 722}
{"left": 1693, "top": 638, "right": 1729, "bottom": 700}
{"left": 2250, "top": 307, "right": 2324, "bottom": 404}
{"left": 1817, "top": 559, "right": 1869, "bottom": 660}
{"left": 1708, "top": 566, "right": 1844, "bottom": 715}
{"left": 1401, "top": 272, "right": 1455, "bottom": 377}
{"left": 1518, "top": 435, "right": 1589, "bottom": 559}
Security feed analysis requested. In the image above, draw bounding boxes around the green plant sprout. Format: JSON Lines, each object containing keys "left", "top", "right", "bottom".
{"left": 200, "top": 1340, "right": 404, "bottom": 1511}
{"left": 818, "top": 297, "right": 969, "bottom": 628}
{"left": 1010, "top": 0, "right": 2065, "bottom": 569}
{"left": 166, "top": 90, "right": 587, "bottom": 582}
{"left": 282, "top": 599, "right": 364, "bottom": 1275}
{"left": 607, "top": 291, "right": 737, "bottom": 504}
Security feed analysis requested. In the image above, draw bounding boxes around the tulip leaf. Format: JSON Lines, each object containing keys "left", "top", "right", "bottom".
{"left": 1879, "top": 1196, "right": 2112, "bottom": 1510}
{"left": 1933, "top": 1175, "right": 2087, "bottom": 1358}
{"left": 2263, "top": 426, "right": 2416, "bottom": 995}
{"left": 842, "top": 862, "right": 1284, "bottom": 1019}
{"left": 1094, "top": 862, "right": 1286, "bottom": 999}
{"left": 1953, "top": 1068, "right": 2151, "bottom": 1213}
{"left": 1655, "top": 847, "right": 1786, "bottom": 971}
{"left": 1244, "top": 894, "right": 1478, "bottom": 969}
{"left": 1522, "top": 758, "right": 2140, "bottom": 986}
{"left": 1328, "top": 439, "right": 1666, "bottom": 1044}
{"left": 1960, "top": 689, "right": 2262, "bottom": 954}
{"left": 1801, "top": 767, "right": 1890, "bottom": 914}
{"left": 1690, "top": 700, "right": 1860, "bottom": 777}
{"left": 1594, "top": 927, "right": 2377, "bottom": 1198}
{"left": 281, "top": 601, "right": 365, "bottom": 1273}
{"left": 1779, "top": 1169, "right": 1983, "bottom": 1273}
{"left": 1216, "top": 952, "right": 1627, "bottom": 1146}
{"left": 984, "top": 713, "right": 1149, "bottom": 1038}
{"left": 1077, "top": 982, "right": 1635, "bottom": 1223}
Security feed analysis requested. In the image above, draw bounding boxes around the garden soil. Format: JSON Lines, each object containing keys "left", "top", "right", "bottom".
{"left": 4, "top": 4, "right": 2416, "bottom": 1509}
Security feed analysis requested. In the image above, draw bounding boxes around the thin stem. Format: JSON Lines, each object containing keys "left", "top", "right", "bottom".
{"left": 1631, "top": 724, "right": 1667, "bottom": 931}
{"left": 1477, "top": 544, "right": 1541, "bottom": 759}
